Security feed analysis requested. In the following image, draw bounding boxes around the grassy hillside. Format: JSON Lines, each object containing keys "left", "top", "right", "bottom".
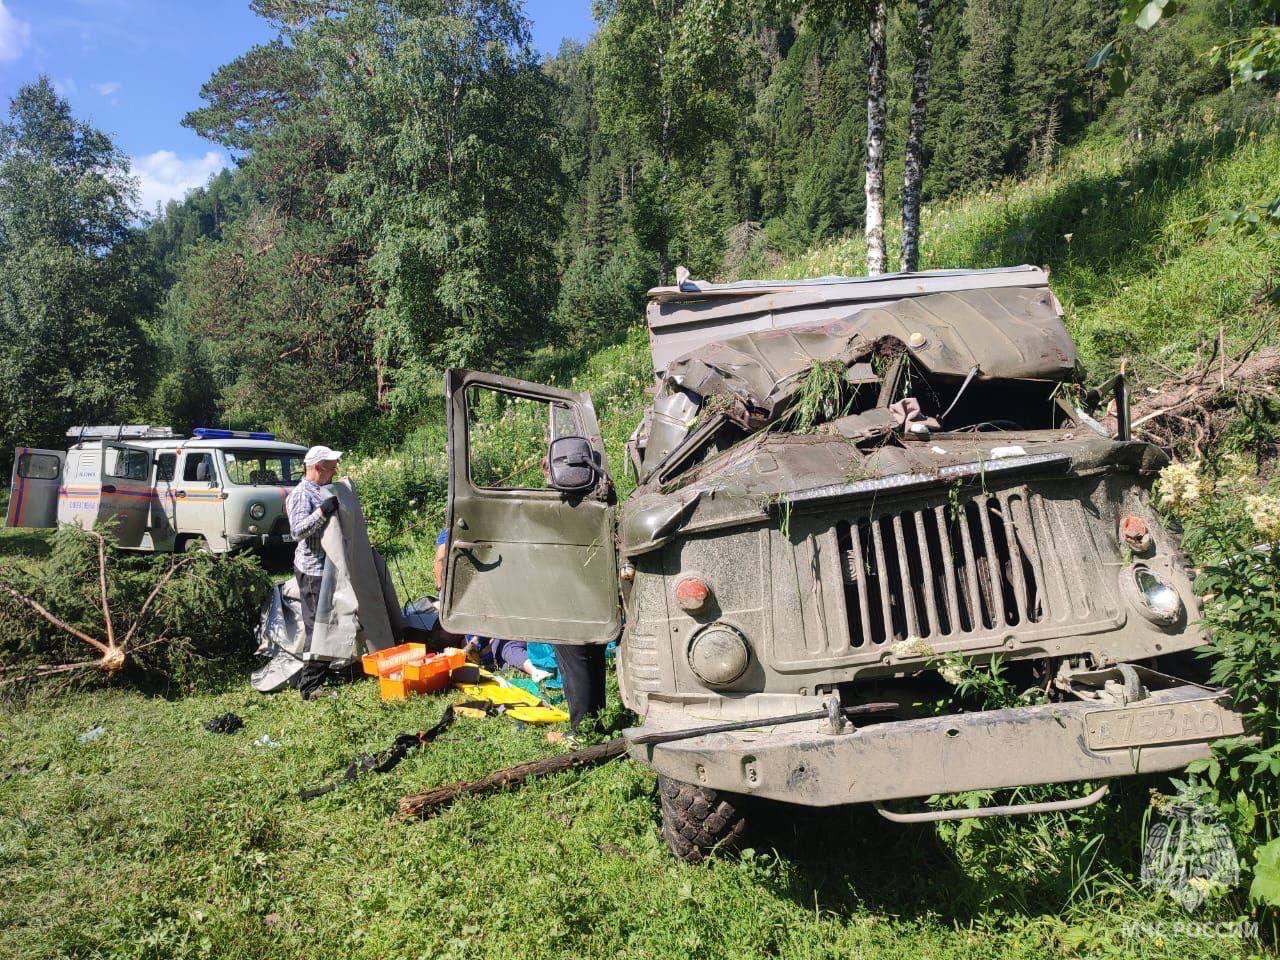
{"left": 780, "top": 124, "right": 1280, "bottom": 381}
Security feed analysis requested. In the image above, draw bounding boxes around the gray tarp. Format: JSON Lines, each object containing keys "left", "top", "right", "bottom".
{"left": 252, "top": 478, "right": 402, "bottom": 691}
{"left": 308, "top": 479, "right": 401, "bottom": 660}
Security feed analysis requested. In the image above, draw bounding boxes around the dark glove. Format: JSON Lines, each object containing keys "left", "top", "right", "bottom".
{"left": 319, "top": 495, "right": 339, "bottom": 518}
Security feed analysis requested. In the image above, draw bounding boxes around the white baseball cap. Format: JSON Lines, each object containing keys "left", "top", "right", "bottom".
{"left": 303, "top": 445, "right": 343, "bottom": 466}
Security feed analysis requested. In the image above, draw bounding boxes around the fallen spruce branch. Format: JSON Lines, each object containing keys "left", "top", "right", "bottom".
{"left": 397, "top": 737, "right": 627, "bottom": 819}
{"left": 0, "top": 532, "right": 194, "bottom": 684}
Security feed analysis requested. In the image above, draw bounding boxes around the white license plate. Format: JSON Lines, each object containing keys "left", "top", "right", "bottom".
{"left": 1085, "top": 699, "right": 1240, "bottom": 750}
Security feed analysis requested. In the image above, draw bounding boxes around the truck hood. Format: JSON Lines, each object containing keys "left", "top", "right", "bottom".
{"left": 619, "top": 430, "right": 1167, "bottom": 557}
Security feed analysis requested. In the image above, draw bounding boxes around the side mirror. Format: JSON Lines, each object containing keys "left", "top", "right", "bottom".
{"left": 547, "top": 436, "right": 598, "bottom": 493}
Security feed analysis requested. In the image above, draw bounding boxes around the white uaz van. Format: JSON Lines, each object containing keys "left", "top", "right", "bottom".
{"left": 6, "top": 426, "right": 308, "bottom": 553}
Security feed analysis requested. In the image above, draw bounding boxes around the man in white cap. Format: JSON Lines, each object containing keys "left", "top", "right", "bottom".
{"left": 286, "top": 444, "right": 343, "bottom": 696}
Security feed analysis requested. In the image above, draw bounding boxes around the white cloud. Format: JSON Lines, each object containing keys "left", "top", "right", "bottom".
{"left": 130, "top": 150, "right": 229, "bottom": 214}
{"left": 52, "top": 76, "right": 77, "bottom": 97}
{"left": 0, "top": 1, "right": 31, "bottom": 63}
{"left": 94, "top": 81, "right": 122, "bottom": 97}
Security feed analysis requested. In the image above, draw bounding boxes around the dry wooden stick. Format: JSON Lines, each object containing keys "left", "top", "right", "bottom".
{"left": 88, "top": 531, "right": 116, "bottom": 651}
{"left": 398, "top": 737, "right": 628, "bottom": 819}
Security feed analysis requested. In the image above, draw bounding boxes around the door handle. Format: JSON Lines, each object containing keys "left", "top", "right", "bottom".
{"left": 453, "top": 540, "right": 483, "bottom": 551}
{"left": 175, "top": 491, "right": 187, "bottom": 499}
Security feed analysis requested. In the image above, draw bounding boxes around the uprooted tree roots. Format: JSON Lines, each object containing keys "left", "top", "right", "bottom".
{"left": 1106, "top": 332, "right": 1280, "bottom": 459}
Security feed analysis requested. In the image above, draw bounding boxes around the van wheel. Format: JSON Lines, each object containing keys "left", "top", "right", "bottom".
{"left": 180, "top": 536, "right": 210, "bottom": 553}
{"left": 658, "top": 775, "right": 749, "bottom": 862}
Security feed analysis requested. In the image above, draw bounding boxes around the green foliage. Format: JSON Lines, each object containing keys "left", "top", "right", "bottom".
{"left": 1143, "top": 456, "right": 1280, "bottom": 919}
{"left": 321, "top": 0, "right": 563, "bottom": 385}
{"left": 781, "top": 359, "right": 852, "bottom": 431}
{"left": 0, "top": 525, "right": 270, "bottom": 690}
{"left": 956, "top": 0, "right": 1012, "bottom": 187}
{"left": 0, "top": 78, "right": 157, "bottom": 458}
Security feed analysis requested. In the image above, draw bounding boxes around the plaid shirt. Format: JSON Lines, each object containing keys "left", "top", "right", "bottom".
{"left": 286, "top": 479, "right": 332, "bottom": 577}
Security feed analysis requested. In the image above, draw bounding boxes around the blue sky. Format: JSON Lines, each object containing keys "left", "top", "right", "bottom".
{"left": 0, "top": 1, "right": 595, "bottom": 214}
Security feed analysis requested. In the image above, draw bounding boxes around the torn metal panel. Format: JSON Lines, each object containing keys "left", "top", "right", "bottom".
{"left": 646, "top": 265, "right": 1056, "bottom": 377}
{"left": 643, "top": 287, "right": 1076, "bottom": 471}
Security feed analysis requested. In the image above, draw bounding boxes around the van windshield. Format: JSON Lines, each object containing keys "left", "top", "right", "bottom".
{"left": 221, "top": 451, "right": 303, "bottom": 486}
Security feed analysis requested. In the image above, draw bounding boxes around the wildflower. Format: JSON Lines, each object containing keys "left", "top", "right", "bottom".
{"left": 893, "top": 636, "right": 935, "bottom": 659}
{"left": 1245, "top": 493, "right": 1280, "bottom": 542}
{"left": 938, "top": 658, "right": 969, "bottom": 686}
{"left": 1212, "top": 451, "right": 1255, "bottom": 497}
{"left": 1154, "top": 461, "right": 1209, "bottom": 517}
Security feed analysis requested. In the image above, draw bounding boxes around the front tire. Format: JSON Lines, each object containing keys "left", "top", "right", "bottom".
{"left": 657, "top": 775, "right": 749, "bottom": 862}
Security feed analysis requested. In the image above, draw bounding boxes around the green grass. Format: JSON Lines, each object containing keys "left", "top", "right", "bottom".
{"left": 0, "top": 527, "right": 52, "bottom": 567}
{"left": 0, "top": 671, "right": 1266, "bottom": 960}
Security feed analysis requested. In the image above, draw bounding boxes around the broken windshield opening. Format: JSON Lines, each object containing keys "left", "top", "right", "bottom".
{"left": 886, "top": 359, "right": 1075, "bottom": 432}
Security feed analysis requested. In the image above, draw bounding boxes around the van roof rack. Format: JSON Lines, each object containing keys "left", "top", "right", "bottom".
{"left": 67, "top": 425, "right": 177, "bottom": 441}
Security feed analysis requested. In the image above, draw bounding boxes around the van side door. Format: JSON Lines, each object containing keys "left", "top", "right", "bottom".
{"left": 441, "top": 370, "right": 621, "bottom": 644}
{"left": 98, "top": 443, "right": 154, "bottom": 548}
{"left": 150, "top": 452, "right": 179, "bottom": 551}
{"left": 172, "top": 449, "right": 227, "bottom": 551}
{"left": 5, "top": 447, "right": 65, "bottom": 528}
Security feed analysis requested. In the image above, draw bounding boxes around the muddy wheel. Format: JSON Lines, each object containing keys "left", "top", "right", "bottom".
{"left": 658, "top": 775, "right": 749, "bottom": 862}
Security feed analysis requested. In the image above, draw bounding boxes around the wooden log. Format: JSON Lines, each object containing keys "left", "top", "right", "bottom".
{"left": 397, "top": 737, "right": 628, "bottom": 819}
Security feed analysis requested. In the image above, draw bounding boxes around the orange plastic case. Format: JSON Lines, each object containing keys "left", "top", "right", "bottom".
{"left": 371, "top": 647, "right": 465, "bottom": 700}
{"left": 361, "top": 643, "right": 427, "bottom": 678}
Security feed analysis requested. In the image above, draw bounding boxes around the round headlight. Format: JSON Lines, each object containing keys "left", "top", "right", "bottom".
{"left": 688, "top": 623, "right": 750, "bottom": 686}
{"left": 1131, "top": 566, "right": 1183, "bottom": 625}
{"left": 249, "top": 501, "right": 267, "bottom": 520}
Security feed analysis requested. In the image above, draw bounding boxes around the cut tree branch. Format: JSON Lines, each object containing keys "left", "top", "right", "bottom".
{"left": 398, "top": 738, "right": 627, "bottom": 819}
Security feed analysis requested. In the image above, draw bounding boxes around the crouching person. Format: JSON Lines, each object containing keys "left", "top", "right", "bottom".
{"left": 286, "top": 445, "right": 343, "bottom": 697}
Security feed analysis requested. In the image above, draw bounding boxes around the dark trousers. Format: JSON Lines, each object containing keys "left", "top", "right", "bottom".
{"left": 295, "top": 571, "right": 327, "bottom": 696}
{"left": 553, "top": 643, "right": 607, "bottom": 732}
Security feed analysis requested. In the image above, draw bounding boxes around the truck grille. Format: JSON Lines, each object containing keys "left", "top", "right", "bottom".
{"left": 836, "top": 485, "right": 1107, "bottom": 648}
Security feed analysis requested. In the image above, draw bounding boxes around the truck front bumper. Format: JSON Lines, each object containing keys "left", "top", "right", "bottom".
{"left": 625, "top": 682, "right": 1245, "bottom": 806}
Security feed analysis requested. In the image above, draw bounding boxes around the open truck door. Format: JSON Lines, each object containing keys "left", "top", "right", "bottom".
{"left": 5, "top": 448, "right": 65, "bottom": 528}
{"left": 98, "top": 442, "right": 154, "bottom": 548}
{"left": 441, "top": 370, "right": 621, "bottom": 644}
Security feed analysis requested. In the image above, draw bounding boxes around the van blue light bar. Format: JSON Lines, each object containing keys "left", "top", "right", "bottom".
{"left": 192, "top": 428, "right": 276, "bottom": 441}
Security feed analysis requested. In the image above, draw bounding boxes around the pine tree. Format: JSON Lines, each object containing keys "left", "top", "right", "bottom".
{"left": 957, "top": 0, "right": 1012, "bottom": 187}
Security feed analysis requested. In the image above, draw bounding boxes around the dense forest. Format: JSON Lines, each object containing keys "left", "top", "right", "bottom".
{"left": 1, "top": 0, "right": 1277, "bottom": 455}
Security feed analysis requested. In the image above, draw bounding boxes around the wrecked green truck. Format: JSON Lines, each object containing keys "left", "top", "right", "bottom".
{"left": 438, "top": 265, "right": 1245, "bottom": 861}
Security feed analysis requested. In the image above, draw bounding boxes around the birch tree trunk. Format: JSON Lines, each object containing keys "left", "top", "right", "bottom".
{"left": 901, "top": 0, "right": 935, "bottom": 273}
{"left": 864, "top": 0, "right": 888, "bottom": 275}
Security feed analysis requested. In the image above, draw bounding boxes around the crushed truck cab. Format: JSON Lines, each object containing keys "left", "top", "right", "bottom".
{"left": 440, "top": 266, "right": 1246, "bottom": 860}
